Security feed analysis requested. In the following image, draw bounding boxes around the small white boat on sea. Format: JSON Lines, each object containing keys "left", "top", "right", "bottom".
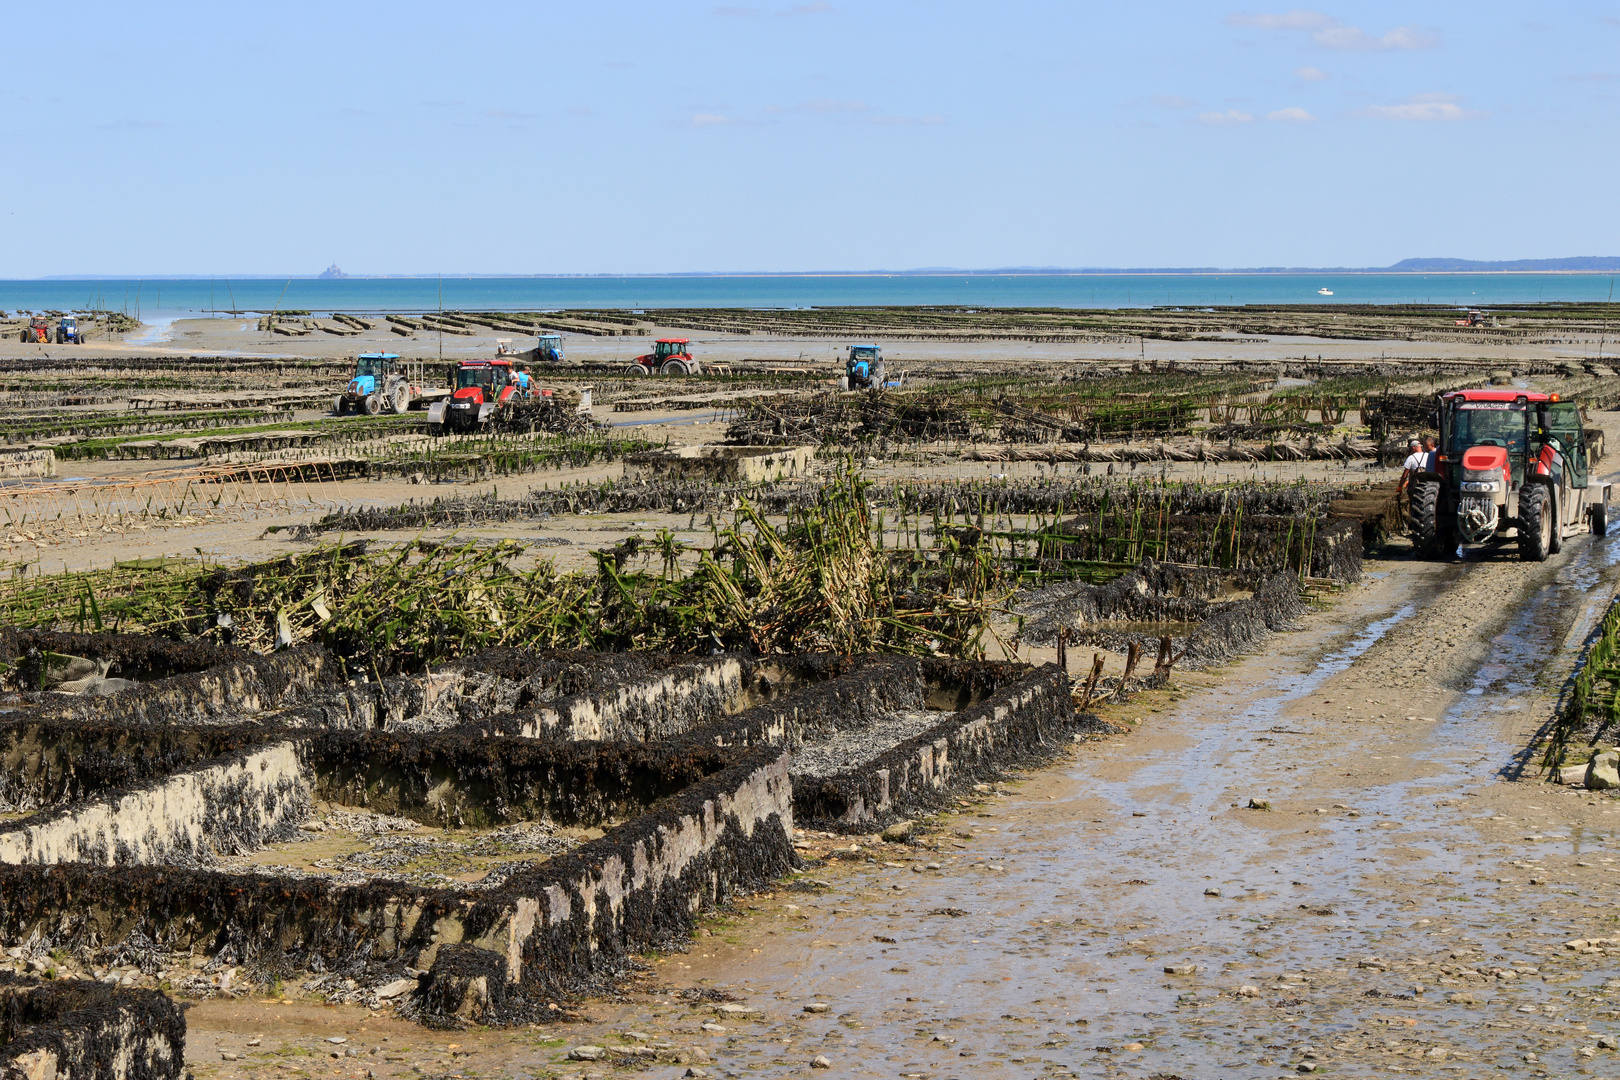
{"left": 1318, "top": 287, "right": 1334, "bottom": 296}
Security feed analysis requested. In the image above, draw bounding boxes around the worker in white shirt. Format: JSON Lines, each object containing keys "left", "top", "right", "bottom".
{"left": 1397, "top": 437, "right": 1425, "bottom": 511}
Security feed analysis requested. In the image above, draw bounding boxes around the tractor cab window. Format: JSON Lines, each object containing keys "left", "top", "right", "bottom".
{"left": 1451, "top": 403, "right": 1529, "bottom": 482}
{"left": 1542, "top": 401, "right": 1587, "bottom": 487}
{"left": 457, "top": 366, "right": 497, "bottom": 390}
{"left": 354, "top": 357, "right": 382, "bottom": 378}
{"left": 654, "top": 341, "right": 682, "bottom": 360}
{"left": 850, "top": 347, "right": 878, "bottom": 363}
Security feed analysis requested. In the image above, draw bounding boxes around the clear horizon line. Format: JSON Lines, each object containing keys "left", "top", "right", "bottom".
{"left": 23, "top": 262, "right": 1620, "bottom": 281}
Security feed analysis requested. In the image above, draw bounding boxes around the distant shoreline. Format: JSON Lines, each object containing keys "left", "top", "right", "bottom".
{"left": 27, "top": 268, "right": 1620, "bottom": 281}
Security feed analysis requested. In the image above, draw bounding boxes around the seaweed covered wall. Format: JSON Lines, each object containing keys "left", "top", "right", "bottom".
{"left": 1180, "top": 571, "right": 1307, "bottom": 667}
{"left": 37, "top": 647, "right": 339, "bottom": 726}
{"left": 0, "top": 747, "right": 796, "bottom": 1026}
{"left": 505, "top": 658, "right": 752, "bottom": 741}
{"left": 0, "top": 722, "right": 265, "bottom": 812}
{"left": 0, "top": 974, "right": 184, "bottom": 1080}
{"left": 794, "top": 664, "right": 1088, "bottom": 828}
{"left": 0, "top": 639, "right": 1062, "bottom": 1027}
{"left": 426, "top": 746, "right": 796, "bottom": 1018}
{"left": 306, "top": 731, "right": 736, "bottom": 828}
{"left": 0, "top": 741, "right": 305, "bottom": 865}
{"left": 1016, "top": 559, "right": 1308, "bottom": 664}
{"left": 0, "top": 630, "right": 246, "bottom": 687}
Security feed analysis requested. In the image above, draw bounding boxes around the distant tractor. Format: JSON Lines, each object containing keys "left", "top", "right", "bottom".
{"left": 333, "top": 352, "right": 449, "bottom": 416}
{"left": 534, "top": 333, "right": 565, "bottom": 364}
{"left": 19, "top": 316, "right": 49, "bottom": 343}
{"left": 1454, "top": 308, "right": 1487, "bottom": 327}
{"left": 1408, "top": 388, "right": 1611, "bottom": 562}
{"left": 845, "top": 344, "right": 885, "bottom": 390}
{"left": 626, "top": 338, "right": 699, "bottom": 376}
{"left": 55, "top": 316, "right": 83, "bottom": 344}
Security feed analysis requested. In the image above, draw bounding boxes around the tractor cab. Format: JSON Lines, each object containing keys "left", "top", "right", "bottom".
{"left": 845, "top": 344, "right": 884, "bottom": 389}
{"left": 452, "top": 359, "right": 514, "bottom": 402}
{"left": 536, "top": 334, "right": 564, "bottom": 363}
{"left": 354, "top": 353, "right": 399, "bottom": 377}
{"left": 56, "top": 316, "right": 82, "bottom": 344}
{"left": 444, "top": 359, "right": 515, "bottom": 431}
{"left": 349, "top": 352, "right": 399, "bottom": 395}
{"left": 628, "top": 338, "right": 698, "bottom": 376}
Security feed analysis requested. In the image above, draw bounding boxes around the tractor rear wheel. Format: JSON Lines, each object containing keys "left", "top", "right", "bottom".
{"left": 1519, "top": 484, "right": 1552, "bottom": 562}
{"left": 1549, "top": 490, "right": 1564, "bottom": 555}
{"left": 1593, "top": 499, "right": 1609, "bottom": 538}
{"left": 365, "top": 393, "right": 383, "bottom": 416}
{"left": 1408, "top": 479, "right": 1442, "bottom": 557}
{"left": 660, "top": 359, "right": 690, "bottom": 375}
{"left": 392, "top": 384, "right": 410, "bottom": 414}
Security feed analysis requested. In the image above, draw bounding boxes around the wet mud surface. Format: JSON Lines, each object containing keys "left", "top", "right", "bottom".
{"left": 177, "top": 530, "right": 1620, "bottom": 1080}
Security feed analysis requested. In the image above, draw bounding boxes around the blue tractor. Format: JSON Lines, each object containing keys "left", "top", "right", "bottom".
{"left": 335, "top": 352, "right": 413, "bottom": 415}
{"left": 845, "top": 344, "right": 885, "bottom": 390}
{"left": 55, "top": 316, "right": 84, "bottom": 344}
{"left": 535, "top": 333, "right": 564, "bottom": 364}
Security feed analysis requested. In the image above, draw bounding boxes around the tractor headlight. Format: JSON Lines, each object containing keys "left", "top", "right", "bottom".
{"left": 452, "top": 403, "right": 470, "bottom": 410}
{"left": 1460, "top": 480, "right": 1500, "bottom": 493}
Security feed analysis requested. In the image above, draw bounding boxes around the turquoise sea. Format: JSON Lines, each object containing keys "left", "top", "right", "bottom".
{"left": 2, "top": 273, "right": 1617, "bottom": 317}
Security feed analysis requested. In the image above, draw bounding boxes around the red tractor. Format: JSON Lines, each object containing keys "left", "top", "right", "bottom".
{"left": 626, "top": 338, "right": 700, "bottom": 376}
{"left": 429, "top": 358, "right": 518, "bottom": 433}
{"left": 1409, "top": 389, "right": 1610, "bottom": 562}
{"left": 19, "top": 316, "right": 49, "bottom": 343}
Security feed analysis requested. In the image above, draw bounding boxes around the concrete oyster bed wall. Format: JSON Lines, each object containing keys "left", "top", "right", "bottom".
{"left": 0, "top": 974, "right": 185, "bottom": 1080}
{"left": 0, "top": 636, "right": 1073, "bottom": 1030}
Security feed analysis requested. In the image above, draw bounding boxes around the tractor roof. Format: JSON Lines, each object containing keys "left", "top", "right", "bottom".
{"left": 656, "top": 338, "right": 690, "bottom": 344}
{"left": 358, "top": 352, "right": 400, "bottom": 361}
{"left": 460, "top": 358, "right": 512, "bottom": 367}
{"left": 1444, "top": 389, "right": 1552, "bottom": 404}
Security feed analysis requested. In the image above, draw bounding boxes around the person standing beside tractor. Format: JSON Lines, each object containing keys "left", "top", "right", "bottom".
{"left": 515, "top": 364, "right": 531, "bottom": 397}
{"left": 1397, "top": 437, "right": 1424, "bottom": 510}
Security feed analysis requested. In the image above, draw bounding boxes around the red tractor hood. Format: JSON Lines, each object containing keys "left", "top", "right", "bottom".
{"left": 1460, "top": 445, "right": 1508, "bottom": 473}
{"left": 452, "top": 387, "right": 485, "bottom": 404}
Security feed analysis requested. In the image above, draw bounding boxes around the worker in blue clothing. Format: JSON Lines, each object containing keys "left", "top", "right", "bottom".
{"left": 514, "top": 364, "right": 532, "bottom": 397}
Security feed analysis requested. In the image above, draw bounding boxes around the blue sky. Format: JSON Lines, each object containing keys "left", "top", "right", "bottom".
{"left": 4, "top": 1, "right": 1618, "bottom": 275}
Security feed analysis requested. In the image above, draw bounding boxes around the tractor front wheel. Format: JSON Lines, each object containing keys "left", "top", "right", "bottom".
{"left": 333, "top": 396, "right": 346, "bottom": 416}
{"left": 1408, "top": 478, "right": 1442, "bottom": 558}
{"left": 625, "top": 364, "right": 649, "bottom": 377}
{"left": 1520, "top": 484, "right": 1552, "bottom": 562}
{"left": 1593, "top": 499, "right": 1609, "bottom": 538}
{"left": 365, "top": 393, "right": 383, "bottom": 416}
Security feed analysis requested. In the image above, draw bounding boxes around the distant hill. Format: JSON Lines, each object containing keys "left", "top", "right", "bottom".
{"left": 1389, "top": 256, "right": 1620, "bottom": 272}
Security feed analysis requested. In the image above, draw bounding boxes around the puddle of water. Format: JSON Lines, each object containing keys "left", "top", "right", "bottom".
{"left": 125, "top": 316, "right": 179, "bottom": 345}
